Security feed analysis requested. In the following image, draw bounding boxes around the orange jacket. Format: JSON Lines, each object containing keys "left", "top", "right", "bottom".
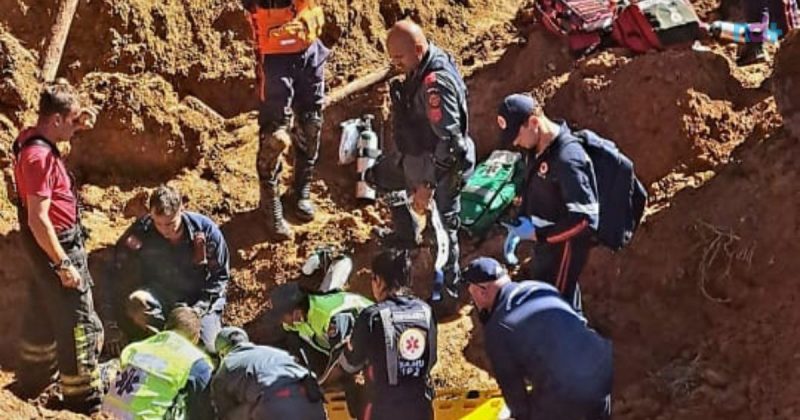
{"left": 248, "top": 0, "right": 324, "bottom": 55}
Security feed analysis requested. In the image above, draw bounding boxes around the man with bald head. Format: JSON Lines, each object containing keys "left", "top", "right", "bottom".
{"left": 368, "top": 20, "right": 475, "bottom": 302}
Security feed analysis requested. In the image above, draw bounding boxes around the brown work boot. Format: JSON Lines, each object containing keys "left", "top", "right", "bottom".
{"left": 261, "top": 181, "right": 292, "bottom": 242}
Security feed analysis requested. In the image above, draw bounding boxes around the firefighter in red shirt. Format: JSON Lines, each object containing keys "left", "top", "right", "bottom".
{"left": 241, "top": 0, "right": 329, "bottom": 241}
{"left": 10, "top": 80, "right": 104, "bottom": 414}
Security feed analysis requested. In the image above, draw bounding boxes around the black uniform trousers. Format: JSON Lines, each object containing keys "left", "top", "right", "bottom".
{"left": 529, "top": 234, "right": 594, "bottom": 313}
{"left": 17, "top": 223, "right": 103, "bottom": 414}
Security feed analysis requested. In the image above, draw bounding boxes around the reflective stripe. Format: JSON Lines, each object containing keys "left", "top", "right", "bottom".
{"left": 379, "top": 308, "right": 398, "bottom": 386}
{"left": 20, "top": 341, "right": 57, "bottom": 354}
{"left": 20, "top": 351, "right": 57, "bottom": 364}
{"left": 566, "top": 202, "right": 599, "bottom": 215}
{"left": 337, "top": 352, "right": 364, "bottom": 374}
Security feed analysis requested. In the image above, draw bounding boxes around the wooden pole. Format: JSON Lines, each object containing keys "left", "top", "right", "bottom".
{"left": 40, "top": 0, "right": 79, "bottom": 83}
{"left": 324, "top": 66, "right": 394, "bottom": 108}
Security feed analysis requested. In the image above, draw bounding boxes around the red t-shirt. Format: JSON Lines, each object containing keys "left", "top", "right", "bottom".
{"left": 13, "top": 128, "right": 78, "bottom": 231}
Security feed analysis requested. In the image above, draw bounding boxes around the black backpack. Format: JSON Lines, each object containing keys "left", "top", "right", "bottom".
{"left": 566, "top": 129, "right": 647, "bottom": 250}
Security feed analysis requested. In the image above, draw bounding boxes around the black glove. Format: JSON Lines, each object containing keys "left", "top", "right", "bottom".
{"left": 389, "top": 79, "right": 404, "bottom": 108}
{"left": 434, "top": 135, "right": 468, "bottom": 174}
{"left": 302, "top": 374, "right": 324, "bottom": 403}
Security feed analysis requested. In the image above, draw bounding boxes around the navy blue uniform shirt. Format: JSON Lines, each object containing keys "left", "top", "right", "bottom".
{"left": 521, "top": 122, "right": 600, "bottom": 243}
{"left": 484, "top": 281, "right": 612, "bottom": 419}
{"left": 106, "top": 211, "right": 230, "bottom": 317}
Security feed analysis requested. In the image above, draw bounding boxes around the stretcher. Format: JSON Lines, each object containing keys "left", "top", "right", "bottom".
{"left": 324, "top": 388, "right": 507, "bottom": 420}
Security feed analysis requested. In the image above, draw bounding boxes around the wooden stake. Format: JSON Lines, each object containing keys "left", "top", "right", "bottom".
{"left": 324, "top": 66, "right": 394, "bottom": 108}
{"left": 40, "top": 0, "right": 79, "bottom": 83}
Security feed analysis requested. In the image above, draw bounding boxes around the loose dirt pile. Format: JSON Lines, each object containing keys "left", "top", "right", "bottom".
{"left": 773, "top": 30, "right": 800, "bottom": 139}
{"left": 0, "top": 0, "right": 798, "bottom": 417}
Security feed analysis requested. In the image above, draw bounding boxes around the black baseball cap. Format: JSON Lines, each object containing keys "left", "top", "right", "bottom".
{"left": 462, "top": 257, "right": 507, "bottom": 285}
{"left": 497, "top": 93, "right": 540, "bottom": 145}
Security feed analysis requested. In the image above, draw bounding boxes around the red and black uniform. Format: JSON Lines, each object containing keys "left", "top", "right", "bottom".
{"left": 11, "top": 128, "right": 103, "bottom": 414}
{"left": 340, "top": 295, "right": 437, "bottom": 420}
{"left": 243, "top": 0, "right": 330, "bottom": 226}
{"left": 521, "top": 122, "right": 600, "bottom": 312}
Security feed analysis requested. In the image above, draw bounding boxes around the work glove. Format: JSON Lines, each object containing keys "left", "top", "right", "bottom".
{"left": 389, "top": 79, "right": 404, "bottom": 107}
{"left": 103, "top": 321, "right": 126, "bottom": 357}
{"left": 501, "top": 216, "right": 553, "bottom": 266}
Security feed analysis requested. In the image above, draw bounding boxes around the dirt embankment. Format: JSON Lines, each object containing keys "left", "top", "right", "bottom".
{"left": 1, "top": 0, "right": 799, "bottom": 418}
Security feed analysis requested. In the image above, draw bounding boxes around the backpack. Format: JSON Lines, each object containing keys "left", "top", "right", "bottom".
{"left": 612, "top": 0, "right": 701, "bottom": 53}
{"left": 533, "top": 0, "right": 615, "bottom": 56}
{"left": 460, "top": 150, "right": 524, "bottom": 238}
{"left": 568, "top": 129, "right": 647, "bottom": 250}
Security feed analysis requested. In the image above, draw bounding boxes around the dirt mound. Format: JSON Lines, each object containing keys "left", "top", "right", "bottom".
{"left": 0, "top": 27, "right": 39, "bottom": 126}
{"left": 70, "top": 72, "right": 221, "bottom": 186}
{"left": 546, "top": 49, "right": 766, "bottom": 185}
{"left": 585, "top": 126, "right": 795, "bottom": 420}
{"left": 773, "top": 29, "right": 800, "bottom": 139}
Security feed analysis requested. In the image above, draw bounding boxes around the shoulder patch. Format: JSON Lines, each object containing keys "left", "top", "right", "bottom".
{"left": 124, "top": 235, "right": 143, "bottom": 251}
{"left": 428, "top": 92, "right": 441, "bottom": 108}
{"left": 423, "top": 72, "right": 437, "bottom": 86}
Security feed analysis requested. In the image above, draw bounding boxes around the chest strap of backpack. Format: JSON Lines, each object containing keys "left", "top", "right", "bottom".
{"left": 379, "top": 304, "right": 432, "bottom": 386}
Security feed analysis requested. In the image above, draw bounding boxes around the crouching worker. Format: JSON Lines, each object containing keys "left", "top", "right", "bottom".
{"left": 102, "top": 307, "right": 214, "bottom": 420}
{"left": 102, "top": 185, "right": 231, "bottom": 355}
{"left": 463, "top": 257, "right": 612, "bottom": 420}
{"left": 212, "top": 326, "right": 327, "bottom": 420}
{"left": 339, "top": 248, "right": 438, "bottom": 420}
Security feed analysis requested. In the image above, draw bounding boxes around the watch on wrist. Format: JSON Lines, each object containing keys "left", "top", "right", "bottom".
{"left": 51, "top": 258, "right": 73, "bottom": 271}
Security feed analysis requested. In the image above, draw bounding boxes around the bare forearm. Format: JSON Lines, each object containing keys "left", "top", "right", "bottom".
{"left": 28, "top": 214, "right": 67, "bottom": 263}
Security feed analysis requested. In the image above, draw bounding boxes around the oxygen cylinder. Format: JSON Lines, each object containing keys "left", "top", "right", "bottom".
{"left": 356, "top": 115, "right": 379, "bottom": 200}
{"left": 710, "top": 20, "right": 781, "bottom": 44}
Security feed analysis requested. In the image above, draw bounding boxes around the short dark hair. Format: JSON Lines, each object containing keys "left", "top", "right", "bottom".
{"left": 149, "top": 185, "right": 182, "bottom": 216}
{"left": 371, "top": 248, "right": 412, "bottom": 292}
{"left": 165, "top": 307, "right": 201, "bottom": 343}
{"left": 38, "top": 78, "right": 80, "bottom": 117}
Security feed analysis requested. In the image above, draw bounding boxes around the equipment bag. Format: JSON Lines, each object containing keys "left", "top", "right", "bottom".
{"left": 460, "top": 150, "right": 524, "bottom": 238}
{"left": 568, "top": 129, "right": 647, "bottom": 250}
{"left": 612, "top": 0, "right": 701, "bottom": 53}
{"left": 533, "top": 0, "right": 615, "bottom": 56}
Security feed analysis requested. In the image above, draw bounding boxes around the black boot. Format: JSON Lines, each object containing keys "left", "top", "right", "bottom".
{"left": 293, "top": 159, "right": 315, "bottom": 222}
{"left": 736, "top": 43, "right": 767, "bottom": 66}
{"left": 292, "top": 111, "right": 322, "bottom": 222}
{"left": 261, "top": 180, "right": 292, "bottom": 241}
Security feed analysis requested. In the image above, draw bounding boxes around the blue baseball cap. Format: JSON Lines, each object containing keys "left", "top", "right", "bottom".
{"left": 462, "top": 257, "right": 507, "bottom": 285}
{"left": 497, "top": 94, "right": 539, "bottom": 145}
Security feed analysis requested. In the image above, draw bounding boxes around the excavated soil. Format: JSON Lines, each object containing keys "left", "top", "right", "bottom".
{"left": 0, "top": 0, "right": 798, "bottom": 417}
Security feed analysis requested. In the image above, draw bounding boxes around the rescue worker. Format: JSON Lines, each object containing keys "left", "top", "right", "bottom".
{"left": 339, "top": 248, "right": 438, "bottom": 420}
{"left": 10, "top": 80, "right": 104, "bottom": 414}
{"left": 463, "top": 257, "right": 612, "bottom": 420}
{"left": 241, "top": 0, "right": 330, "bottom": 240}
{"left": 212, "top": 326, "right": 326, "bottom": 420}
{"left": 278, "top": 284, "right": 372, "bottom": 370}
{"left": 736, "top": 0, "right": 798, "bottom": 65}
{"left": 366, "top": 20, "right": 475, "bottom": 300}
{"left": 102, "top": 307, "right": 214, "bottom": 420}
{"left": 498, "top": 93, "right": 599, "bottom": 312}
{"left": 102, "top": 185, "right": 230, "bottom": 355}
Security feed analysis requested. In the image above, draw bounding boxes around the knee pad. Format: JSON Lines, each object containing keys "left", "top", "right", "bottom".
{"left": 296, "top": 111, "right": 323, "bottom": 159}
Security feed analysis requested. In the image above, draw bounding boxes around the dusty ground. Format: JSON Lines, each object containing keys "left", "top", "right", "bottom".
{"left": 1, "top": 0, "right": 799, "bottom": 417}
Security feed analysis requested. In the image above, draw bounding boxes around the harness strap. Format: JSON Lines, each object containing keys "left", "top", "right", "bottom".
{"left": 379, "top": 308, "right": 398, "bottom": 386}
